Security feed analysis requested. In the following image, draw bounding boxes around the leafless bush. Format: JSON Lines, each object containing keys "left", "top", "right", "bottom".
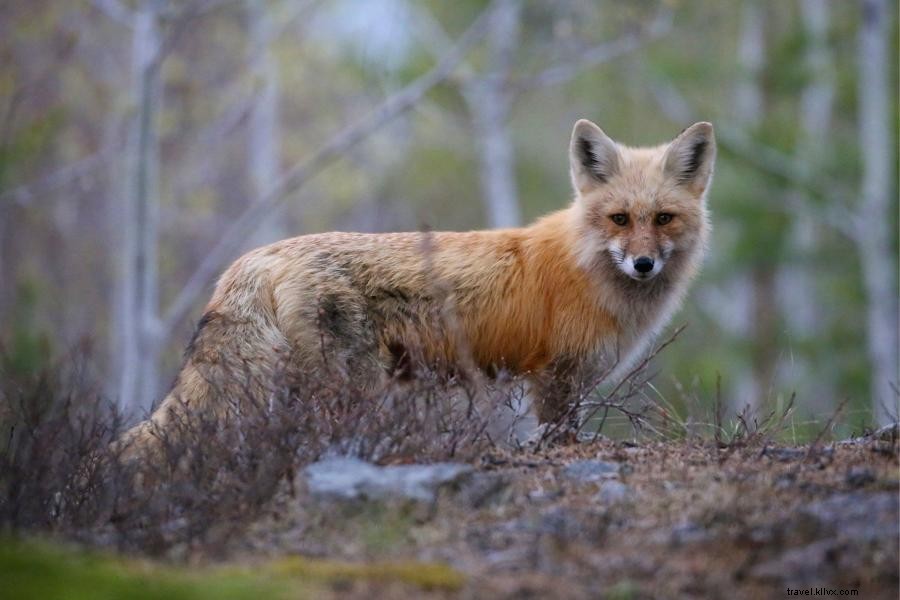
{"left": 0, "top": 352, "right": 122, "bottom": 536}
{"left": 0, "top": 322, "right": 686, "bottom": 557}
{"left": 0, "top": 344, "right": 507, "bottom": 557}
{"left": 532, "top": 325, "right": 690, "bottom": 448}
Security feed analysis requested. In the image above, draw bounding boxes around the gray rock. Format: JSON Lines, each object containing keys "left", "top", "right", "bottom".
{"left": 669, "top": 521, "right": 712, "bottom": 546}
{"left": 872, "top": 422, "right": 900, "bottom": 442}
{"left": 536, "top": 507, "right": 609, "bottom": 541}
{"left": 526, "top": 488, "right": 563, "bottom": 504}
{"left": 749, "top": 491, "right": 899, "bottom": 586}
{"left": 749, "top": 539, "right": 840, "bottom": 585}
{"left": 594, "top": 480, "right": 632, "bottom": 504}
{"left": 802, "top": 491, "right": 898, "bottom": 542}
{"left": 844, "top": 466, "right": 876, "bottom": 488}
{"left": 839, "top": 422, "right": 899, "bottom": 445}
{"left": 455, "top": 471, "right": 510, "bottom": 509}
{"left": 563, "top": 459, "right": 621, "bottom": 483}
{"left": 304, "top": 457, "right": 472, "bottom": 503}
{"left": 773, "top": 472, "right": 797, "bottom": 489}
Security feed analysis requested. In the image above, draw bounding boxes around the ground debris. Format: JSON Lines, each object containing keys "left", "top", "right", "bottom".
{"left": 234, "top": 438, "right": 898, "bottom": 599}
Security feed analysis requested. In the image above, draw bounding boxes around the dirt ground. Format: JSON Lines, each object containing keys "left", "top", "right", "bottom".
{"left": 229, "top": 428, "right": 899, "bottom": 599}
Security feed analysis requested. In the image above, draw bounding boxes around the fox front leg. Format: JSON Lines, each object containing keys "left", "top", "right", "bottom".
{"left": 531, "top": 357, "right": 594, "bottom": 431}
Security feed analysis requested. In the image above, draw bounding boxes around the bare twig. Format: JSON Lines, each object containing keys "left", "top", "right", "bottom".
{"left": 0, "top": 148, "right": 115, "bottom": 206}
{"left": 713, "top": 372, "right": 724, "bottom": 446}
{"left": 648, "top": 78, "right": 858, "bottom": 240}
{"left": 758, "top": 390, "right": 796, "bottom": 449}
{"left": 92, "top": 0, "right": 134, "bottom": 26}
{"left": 582, "top": 324, "right": 687, "bottom": 443}
{"left": 802, "top": 397, "right": 847, "bottom": 462}
{"left": 159, "top": 1, "right": 500, "bottom": 338}
{"left": 513, "top": 7, "right": 673, "bottom": 93}
{"left": 407, "top": 3, "right": 476, "bottom": 82}
{"left": 534, "top": 324, "right": 686, "bottom": 448}
{"left": 412, "top": 2, "right": 673, "bottom": 110}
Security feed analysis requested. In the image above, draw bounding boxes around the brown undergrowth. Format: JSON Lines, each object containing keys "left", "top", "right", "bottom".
{"left": 2, "top": 336, "right": 894, "bottom": 599}
{"left": 0, "top": 349, "right": 498, "bottom": 556}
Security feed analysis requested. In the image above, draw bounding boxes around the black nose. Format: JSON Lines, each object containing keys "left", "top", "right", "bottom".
{"left": 634, "top": 256, "right": 654, "bottom": 273}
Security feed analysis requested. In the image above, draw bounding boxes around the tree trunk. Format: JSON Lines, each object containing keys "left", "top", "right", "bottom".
{"left": 246, "top": 0, "right": 285, "bottom": 246}
{"left": 118, "top": 2, "right": 163, "bottom": 416}
{"left": 775, "top": 0, "right": 836, "bottom": 415}
{"left": 857, "top": 0, "right": 898, "bottom": 425}
{"left": 463, "top": 0, "right": 522, "bottom": 228}
{"left": 725, "top": 0, "right": 768, "bottom": 416}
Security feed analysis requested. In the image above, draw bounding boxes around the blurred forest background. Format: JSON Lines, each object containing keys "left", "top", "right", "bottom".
{"left": 0, "top": 0, "right": 897, "bottom": 438}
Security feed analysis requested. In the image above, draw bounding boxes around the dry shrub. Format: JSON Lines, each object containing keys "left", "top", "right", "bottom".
{"left": 0, "top": 326, "right": 681, "bottom": 557}
{"left": 0, "top": 345, "right": 511, "bottom": 556}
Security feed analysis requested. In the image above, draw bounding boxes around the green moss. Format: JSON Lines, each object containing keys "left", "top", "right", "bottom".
{"left": 268, "top": 556, "right": 465, "bottom": 591}
{"left": 0, "top": 538, "right": 466, "bottom": 599}
{"left": 0, "top": 539, "right": 300, "bottom": 600}
{"left": 606, "top": 580, "right": 639, "bottom": 600}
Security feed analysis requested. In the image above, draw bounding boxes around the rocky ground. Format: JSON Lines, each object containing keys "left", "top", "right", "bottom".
{"left": 6, "top": 427, "right": 897, "bottom": 599}
{"left": 224, "top": 426, "right": 900, "bottom": 599}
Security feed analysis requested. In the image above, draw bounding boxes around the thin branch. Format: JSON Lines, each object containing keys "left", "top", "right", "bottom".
{"left": 160, "top": 0, "right": 240, "bottom": 19}
{"left": 802, "top": 397, "right": 847, "bottom": 462}
{"left": 167, "top": 0, "right": 322, "bottom": 200}
{"left": 159, "top": 0, "right": 501, "bottom": 338}
{"left": 512, "top": 7, "right": 673, "bottom": 93}
{"left": 270, "top": 0, "right": 323, "bottom": 40}
{"left": 155, "top": 0, "right": 239, "bottom": 69}
{"left": 92, "top": 0, "right": 135, "bottom": 26}
{"left": 0, "top": 147, "right": 115, "bottom": 206}
{"left": 408, "top": 3, "right": 476, "bottom": 82}
{"left": 648, "top": 78, "right": 858, "bottom": 240}
{"left": 581, "top": 324, "right": 688, "bottom": 442}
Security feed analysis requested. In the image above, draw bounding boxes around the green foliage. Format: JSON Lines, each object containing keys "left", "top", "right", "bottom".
{"left": 2, "top": 279, "right": 52, "bottom": 378}
{"left": 0, "top": 109, "right": 64, "bottom": 193}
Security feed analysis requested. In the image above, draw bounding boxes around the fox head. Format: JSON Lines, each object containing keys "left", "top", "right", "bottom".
{"left": 568, "top": 120, "right": 715, "bottom": 282}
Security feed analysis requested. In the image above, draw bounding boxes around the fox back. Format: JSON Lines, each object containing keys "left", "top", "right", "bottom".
{"left": 121, "top": 119, "right": 715, "bottom": 458}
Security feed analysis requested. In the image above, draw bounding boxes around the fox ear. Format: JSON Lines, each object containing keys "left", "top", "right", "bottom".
{"left": 569, "top": 119, "right": 621, "bottom": 194}
{"left": 663, "top": 122, "right": 716, "bottom": 193}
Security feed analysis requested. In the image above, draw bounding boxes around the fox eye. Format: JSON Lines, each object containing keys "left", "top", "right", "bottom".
{"left": 610, "top": 214, "right": 628, "bottom": 226}
{"left": 656, "top": 213, "right": 674, "bottom": 225}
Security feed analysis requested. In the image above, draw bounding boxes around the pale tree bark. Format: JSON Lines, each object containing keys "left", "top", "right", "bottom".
{"left": 462, "top": 0, "right": 522, "bottom": 228}
{"left": 411, "top": 1, "right": 671, "bottom": 229}
{"left": 648, "top": 10, "right": 772, "bottom": 416}
{"left": 734, "top": 2, "right": 765, "bottom": 125}
{"left": 856, "top": 0, "right": 898, "bottom": 425}
{"left": 776, "top": 0, "right": 836, "bottom": 415}
{"left": 725, "top": 0, "right": 768, "bottom": 416}
{"left": 110, "top": 0, "right": 165, "bottom": 416}
{"left": 246, "top": 0, "right": 285, "bottom": 246}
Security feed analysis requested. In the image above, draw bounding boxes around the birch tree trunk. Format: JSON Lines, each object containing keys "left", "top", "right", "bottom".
{"left": 857, "top": 0, "right": 898, "bottom": 425}
{"left": 727, "top": 0, "right": 767, "bottom": 416}
{"left": 118, "top": 1, "right": 164, "bottom": 416}
{"left": 776, "top": 0, "right": 836, "bottom": 415}
{"left": 246, "top": 0, "right": 285, "bottom": 246}
{"left": 463, "top": 0, "right": 522, "bottom": 228}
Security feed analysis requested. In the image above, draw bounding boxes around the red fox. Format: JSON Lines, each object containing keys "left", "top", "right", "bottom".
{"left": 122, "top": 119, "right": 715, "bottom": 451}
